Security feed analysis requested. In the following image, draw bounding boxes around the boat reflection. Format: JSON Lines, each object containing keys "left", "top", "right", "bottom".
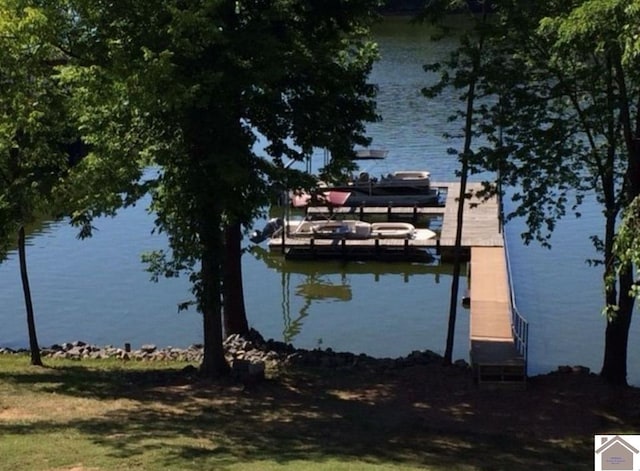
{"left": 295, "top": 276, "right": 352, "bottom": 302}
{"left": 249, "top": 246, "right": 457, "bottom": 343}
{"left": 287, "top": 273, "right": 353, "bottom": 343}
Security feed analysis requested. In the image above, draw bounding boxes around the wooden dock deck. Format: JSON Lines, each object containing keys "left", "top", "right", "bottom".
{"left": 271, "top": 181, "right": 527, "bottom": 386}
{"left": 469, "top": 246, "right": 526, "bottom": 388}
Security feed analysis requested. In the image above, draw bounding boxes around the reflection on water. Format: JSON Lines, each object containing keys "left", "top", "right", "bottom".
{"left": 249, "top": 246, "right": 465, "bottom": 353}
{"left": 296, "top": 277, "right": 353, "bottom": 302}
{"left": 1, "top": 217, "right": 61, "bottom": 262}
{"left": 287, "top": 274, "right": 353, "bottom": 344}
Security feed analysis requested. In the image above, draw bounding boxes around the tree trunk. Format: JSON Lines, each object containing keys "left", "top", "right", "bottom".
{"left": 444, "top": 6, "right": 486, "bottom": 363}
{"left": 601, "top": 266, "right": 635, "bottom": 385}
{"left": 600, "top": 163, "right": 621, "bottom": 382}
{"left": 199, "top": 212, "right": 230, "bottom": 378}
{"left": 600, "top": 125, "right": 640, "bottom": 385}
{"left": 444, "top": 158, "right": 468, "bottom": 365}
{"left": 223, "top": 222, "right": 249, "bottom": 337}
{"left": 18, "top": 225, "right": 43, "bottom": 367}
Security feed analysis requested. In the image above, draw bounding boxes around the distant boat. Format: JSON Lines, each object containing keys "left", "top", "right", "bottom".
{"left": 290, "top": 189, "right": 351, "bottom": 208}
{"left": 292, "top": 149, "right": 442, "bottom": 208}
{"left": 320, "top": 169, "right": 440, "bottom": 207}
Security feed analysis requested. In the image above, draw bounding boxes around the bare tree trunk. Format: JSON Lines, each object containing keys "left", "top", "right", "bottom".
{"left": 444, "top": 158, "right": 468, "bottom": 364}
{"left": 223, "top": 222, "right": 249, "bottom": 336}
{"left": 18, "top": 225, "right": 43, "bottom": 366}
{"left": 444, "top": 5, "right": 487, "bottom": 363}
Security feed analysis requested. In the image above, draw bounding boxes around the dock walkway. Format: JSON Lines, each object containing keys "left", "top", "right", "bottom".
{"left": 469, "top": 246, "right": 526, "bottom": 388}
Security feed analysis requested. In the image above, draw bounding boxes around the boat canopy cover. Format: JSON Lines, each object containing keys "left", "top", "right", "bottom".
{"left": 353, "top": 149, "right": 388, "bottom": 160}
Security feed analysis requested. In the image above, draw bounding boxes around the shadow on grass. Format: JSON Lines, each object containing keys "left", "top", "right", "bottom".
{"left": 1, "top": 361, "right": 639, "bottom": 470}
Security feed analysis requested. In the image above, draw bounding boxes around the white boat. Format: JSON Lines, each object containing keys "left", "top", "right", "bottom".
{"left": 387, "top": 170, "right": 431, "bottom": 182}
{"left": 252, "top": 218, "right": 437, "bottom": 243}
{"left": 370, "top": 222, "right": 416, "bottom": 239}
{"left": 310, "top": 220, "right": 372, "bottom": 239}
{"left": 311, "top": 150, "right": 441, "bottom": 207}
{"left": 282, "top": 219, "right": 369, "bottom": 239}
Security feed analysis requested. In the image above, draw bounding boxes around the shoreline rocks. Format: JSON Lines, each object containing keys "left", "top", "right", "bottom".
{"left": 0, "top": 331, "right": 599, "bottom": 384}
{"left": 0, "top": 328, "right": 469, "bottom": 374}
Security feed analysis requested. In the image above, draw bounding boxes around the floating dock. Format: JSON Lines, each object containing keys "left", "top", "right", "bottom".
{"left": 270, "top": 182, "right": 503, "bottom": 261}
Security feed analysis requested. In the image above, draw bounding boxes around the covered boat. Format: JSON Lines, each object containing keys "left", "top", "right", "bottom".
{"left": 303, "top": 149, "right": 442, "bottom": 208}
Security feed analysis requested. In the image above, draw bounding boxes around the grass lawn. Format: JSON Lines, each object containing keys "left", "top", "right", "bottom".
{"left": 1, "top": 354, "right": 638, "bottom": 470}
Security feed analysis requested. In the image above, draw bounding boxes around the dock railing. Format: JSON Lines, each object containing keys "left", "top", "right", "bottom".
{"left": 503, "top": 229, "right": 529, "bottom": 371}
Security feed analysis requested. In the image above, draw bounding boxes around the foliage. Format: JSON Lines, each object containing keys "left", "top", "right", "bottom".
{"left": 48, "top": 0, "right": 382, "bottom": 376}
{"left": 496, "top": 0, "right": 640, "bottom": 386}
{"left": 419, "top": 1, "right": 494, "bottom": 363}
{"left": 610, "top": 195, "right": 640, "bottom": 301}
{"left": 0, "top": 1, "right": 74, "bottom": 256}
{"left": 421, "top": 0, "right": 640, "bottom": 385}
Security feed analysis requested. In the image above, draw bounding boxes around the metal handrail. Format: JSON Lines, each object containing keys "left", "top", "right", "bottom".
{"left": 503, "top": 226, "right": 529, "bottom": 369}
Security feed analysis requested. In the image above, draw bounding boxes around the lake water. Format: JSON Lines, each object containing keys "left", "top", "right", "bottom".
{"left": 0, "top": 17, "right": 638, "bottom": 384}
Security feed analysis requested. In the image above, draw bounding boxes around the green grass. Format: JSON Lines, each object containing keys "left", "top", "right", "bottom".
{"left": 0, "top": 354, "right": 629, "bottom": 471}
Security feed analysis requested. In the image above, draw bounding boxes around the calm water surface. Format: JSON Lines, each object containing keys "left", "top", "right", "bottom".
{"left": 0, "top": 17, "right": 637, "bottom": 384}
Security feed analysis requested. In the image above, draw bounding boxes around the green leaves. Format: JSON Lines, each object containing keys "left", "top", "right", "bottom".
{"left": 0, "top": 0, "right": 76, "bottom": 256}
{"left": 1, "top": 0, "right": 382, "bottom": 372}
{"left": 611, "top": 194, "right": 640, "bottom": 295}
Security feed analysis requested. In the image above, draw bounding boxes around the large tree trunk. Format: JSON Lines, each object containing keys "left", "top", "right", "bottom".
{"left": 18, "top": 225, "right": 43, "bottom": 367}
{"left": 600, "top": 79, "right": 640, "bottom": 384}
{"left": 199, "top": 211, "right": 230, "bottom": 378}
{"left": 600, "top": 157, "right": 623, "bottom": 383}
{"left": 601, "top": 266, "right": 635, "bottom": 386}
{"left": 223, "top": 222, "right": 249, "bottom": 337}
{"left": 600, "top": 196, "right": 633, "bottom": 386}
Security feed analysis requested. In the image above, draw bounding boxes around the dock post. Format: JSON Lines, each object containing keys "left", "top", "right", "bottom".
{"left": 341, "top": 238, "right": 346, "bottom": 257}
{"left": 412, "top": 205, "right": 418, "bottom": 224}
{"left": 359, "top": 206, "right": 364, "bottom": 221}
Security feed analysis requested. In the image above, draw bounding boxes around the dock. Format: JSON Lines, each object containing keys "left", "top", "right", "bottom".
{"left": 270, "top": 181, "right": 528, "bottom": 387}
{"left": 273, "top": 181, "right": 503, "bottom": 261}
